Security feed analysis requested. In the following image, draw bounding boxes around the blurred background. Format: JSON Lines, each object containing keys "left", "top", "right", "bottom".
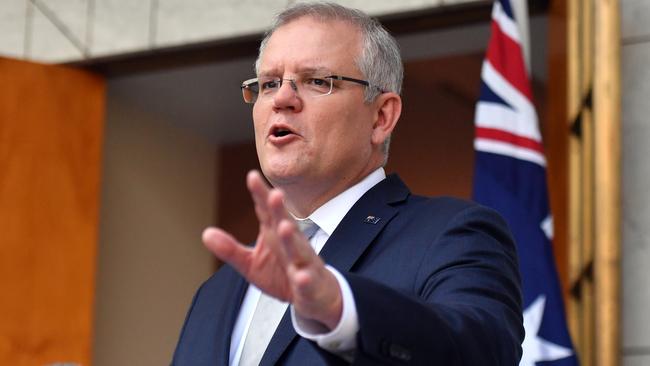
{"left": 0, "top": 0, "right": 646, "bottom": 365}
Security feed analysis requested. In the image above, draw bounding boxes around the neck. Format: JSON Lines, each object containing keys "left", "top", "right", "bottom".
{"left": 277, "top": 165, "right": 380, "bottom": 218}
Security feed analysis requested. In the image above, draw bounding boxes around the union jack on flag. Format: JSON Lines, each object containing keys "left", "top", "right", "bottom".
{"left": 472, "top": 1, "right": 579, "bottom": 365}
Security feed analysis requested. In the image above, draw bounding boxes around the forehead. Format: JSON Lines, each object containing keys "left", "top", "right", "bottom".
{"left": 258, "top": 16, "right": 363, "bottom": 76}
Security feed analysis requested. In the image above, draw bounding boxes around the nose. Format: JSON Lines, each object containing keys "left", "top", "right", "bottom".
{"left": 272, "top": 78, "right": 302, "bottom": 112}
{"left": 283, "top": 79, "right": 298, "bottom": 92}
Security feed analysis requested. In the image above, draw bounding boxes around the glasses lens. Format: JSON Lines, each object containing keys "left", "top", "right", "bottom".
{"left": 241, "top": 79, "right": 259, "bottom": 104}
{"left": 303, "top": 77, "right": 333, "bottom": 96}
{"left": 240, "top": 75, "right": 342, "bottom": 103}
{"left": 242, "top": 88, "right": 256, "bottom": 104}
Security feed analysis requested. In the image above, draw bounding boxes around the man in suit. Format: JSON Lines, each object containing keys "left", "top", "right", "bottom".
{"left": 173, "top": 2, "right": 524, "bottom": 365}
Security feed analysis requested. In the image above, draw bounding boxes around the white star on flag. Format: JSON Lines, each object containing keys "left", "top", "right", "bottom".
{"left": 519, "top": 295, "right": 574, "bottom": 366}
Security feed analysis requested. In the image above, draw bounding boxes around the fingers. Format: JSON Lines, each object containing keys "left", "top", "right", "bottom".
{"left": 247, "top": 169, "right": 284, "bottom": 228}
{"left": 248, "top": 170, "right": 294, "bottom": 230}
{"left": 202, "top": 227, "right": 251, "bottom": 274}
{"left": 291, "top": 267, "right": 343, "bottom": 330}
{"left": 246, "top": 169, "right": 318, "bottom": 267}
{"left": 247, "top": 170, "right": 273, "bottom": 226}
{"left": 238, "top": 170, "right": 339, "bottom": 324}
{"left": 268, "top": 188, "right": 291, "bottom": 225}
{"left": 251, "top": 171, "right": 316, "bottom": 267}
{"left": 277, "top": 219, "right": 316, "bottom": 267}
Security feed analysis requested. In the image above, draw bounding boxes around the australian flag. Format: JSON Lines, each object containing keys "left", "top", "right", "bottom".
{"left": 472, "top": 1, "right": 579, "bottom": 365}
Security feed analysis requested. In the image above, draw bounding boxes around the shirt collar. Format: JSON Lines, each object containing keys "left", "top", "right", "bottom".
{"left": 307, "top": 168, "right": 386, "bottom": 236}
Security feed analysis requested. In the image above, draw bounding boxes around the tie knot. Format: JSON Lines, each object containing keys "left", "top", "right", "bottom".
{"left": 296, "top": 218, "right": 319, "bottom": 239}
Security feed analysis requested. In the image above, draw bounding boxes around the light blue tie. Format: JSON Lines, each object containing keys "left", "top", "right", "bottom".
{"left": 296, "top": 218, "right": 319, "bottom": 241}
{"left": 238, "top": 219, "right": 319, "bottom": 365}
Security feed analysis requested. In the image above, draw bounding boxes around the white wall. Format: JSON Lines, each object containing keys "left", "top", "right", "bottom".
{"left": 621, "top": 0, "right": 650, "bottom": 365}
{"left": 0, "top": 0, "right": 481, "bottom": 63}
{"left": 94, "top": 79, "right": 218, "bottom": 365}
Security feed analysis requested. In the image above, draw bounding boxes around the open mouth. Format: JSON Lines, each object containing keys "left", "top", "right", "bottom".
{"left": 270, "top": 126, "right": 296, "bottom": 138}
{"left": 273, "top": 128, "right": 292, "bottom": 137}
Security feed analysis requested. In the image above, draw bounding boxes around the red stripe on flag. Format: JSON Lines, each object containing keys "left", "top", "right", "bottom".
{"left": 486, "top": 21, "right": 533, "bottom": 100}
{"left": 476, "top": 127, "right": 543, "bottom": 153}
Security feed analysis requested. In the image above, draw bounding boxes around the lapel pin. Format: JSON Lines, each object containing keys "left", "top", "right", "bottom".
{"left": 364, "top": 215, "right": 381, "bottom": 224}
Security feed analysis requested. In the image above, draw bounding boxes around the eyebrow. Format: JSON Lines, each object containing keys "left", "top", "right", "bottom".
{"left": 258, "top": 66, "right": 334, "bottom": 77}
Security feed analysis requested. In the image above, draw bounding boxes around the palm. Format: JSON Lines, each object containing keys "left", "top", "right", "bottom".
{"left": 201, "top": 170, "right": 343, "bottom": 329}
{"left": 244, "top": 228, "right": 293, "bottom": 301}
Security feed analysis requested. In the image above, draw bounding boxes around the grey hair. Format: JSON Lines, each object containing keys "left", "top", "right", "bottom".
{"left": 254, "top": 2, "right": 402, "bottom": 162}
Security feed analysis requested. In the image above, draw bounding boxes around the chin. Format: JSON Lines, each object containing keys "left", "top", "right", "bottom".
{"left": 260, "top": 163, "right": 305, "bottom": 187}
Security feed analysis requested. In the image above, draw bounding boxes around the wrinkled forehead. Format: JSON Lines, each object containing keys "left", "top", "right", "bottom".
{"left": 257, "top": 16, "right": 363, "bottom": 76}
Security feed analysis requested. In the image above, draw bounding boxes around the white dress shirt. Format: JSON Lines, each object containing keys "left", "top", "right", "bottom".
{"left": 229, "top": 168, "right": 386, "bottom": 365}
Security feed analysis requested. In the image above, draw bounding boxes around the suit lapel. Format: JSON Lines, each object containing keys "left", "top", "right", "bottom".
{"left": 215, "top": 266, "right": 249, "bottom": 366}
{"left": 259, "top": 175, "right": 410, "bottom": 365}
{"left": 322, "top": 174, "right": 409, "bottom": 271}
{"left": 258, "top": 309, "right": 297, "bottom": 365}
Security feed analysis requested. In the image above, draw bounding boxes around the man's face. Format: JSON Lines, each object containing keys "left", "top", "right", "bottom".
{"left": 252, "top": 16, "right": 380, "bottom": 192}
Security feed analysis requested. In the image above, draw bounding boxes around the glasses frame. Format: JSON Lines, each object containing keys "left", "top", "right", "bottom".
{"left": 240, "top": 75, "right": 383, "bottom": 104}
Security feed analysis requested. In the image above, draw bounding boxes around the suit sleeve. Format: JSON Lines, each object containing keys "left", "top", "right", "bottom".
{"left": 346, "top": 205, "right": 524, "bottom": 365}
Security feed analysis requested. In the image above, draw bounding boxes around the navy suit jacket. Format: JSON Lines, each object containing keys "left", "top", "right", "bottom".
{"left": 172, "top": 174, "right": 524, "bottom": 365}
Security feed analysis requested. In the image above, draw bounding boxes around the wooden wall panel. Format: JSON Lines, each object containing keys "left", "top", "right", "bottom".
{"left": 0, "top": 57, "right": 105, "bottom": 366}
{"left": 217, "top": 142, "right": 261, "bottom": 248}
{"left": 386, "top": 54, "right": 482, "bottom": 198}
{"left": 546, "top": 0, "right": 570, "bottom": 304}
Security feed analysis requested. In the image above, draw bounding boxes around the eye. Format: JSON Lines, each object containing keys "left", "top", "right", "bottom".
{"left": 305, "top": 77, "right": 332, "bottom": 91}
{"left": 261, "top": 79, "right": 281, "bottom": 91}
{"left": 310, "top": 78, "right": 329, "bottom": 86}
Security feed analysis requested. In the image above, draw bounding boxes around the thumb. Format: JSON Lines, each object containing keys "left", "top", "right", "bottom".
{"left": 202, "top": 227, "right": 250, "bottom": 274}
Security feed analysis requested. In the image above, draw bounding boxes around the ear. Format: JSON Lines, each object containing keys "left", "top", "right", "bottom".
{"left": 371, "top": 92, "right": 402, "bottom": 147}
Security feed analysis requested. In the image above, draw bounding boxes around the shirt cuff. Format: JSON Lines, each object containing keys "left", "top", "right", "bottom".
{"left": 290, "top": 265, "right": 359, "bottom": 354}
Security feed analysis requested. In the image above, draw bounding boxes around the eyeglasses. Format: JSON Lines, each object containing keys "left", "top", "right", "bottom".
{"left": 240, "top": 74, "right": 383, "bottom": 104}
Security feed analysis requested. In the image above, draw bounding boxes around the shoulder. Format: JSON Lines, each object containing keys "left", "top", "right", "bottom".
{"left": 405, "top": 194, "right": 476, "bottom": 212}
{"left": 401, "top": 194, "right": 507, "bottom": 229}
{"left": 200, "top": 263, "right": 243, "bottom": 293}
{"left": 377, "top": 174, "right": 502, "bottom": 223}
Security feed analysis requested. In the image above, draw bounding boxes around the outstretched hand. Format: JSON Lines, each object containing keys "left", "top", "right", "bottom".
{"left": 202, "top": 170, "right": 343, "bottom": 329}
